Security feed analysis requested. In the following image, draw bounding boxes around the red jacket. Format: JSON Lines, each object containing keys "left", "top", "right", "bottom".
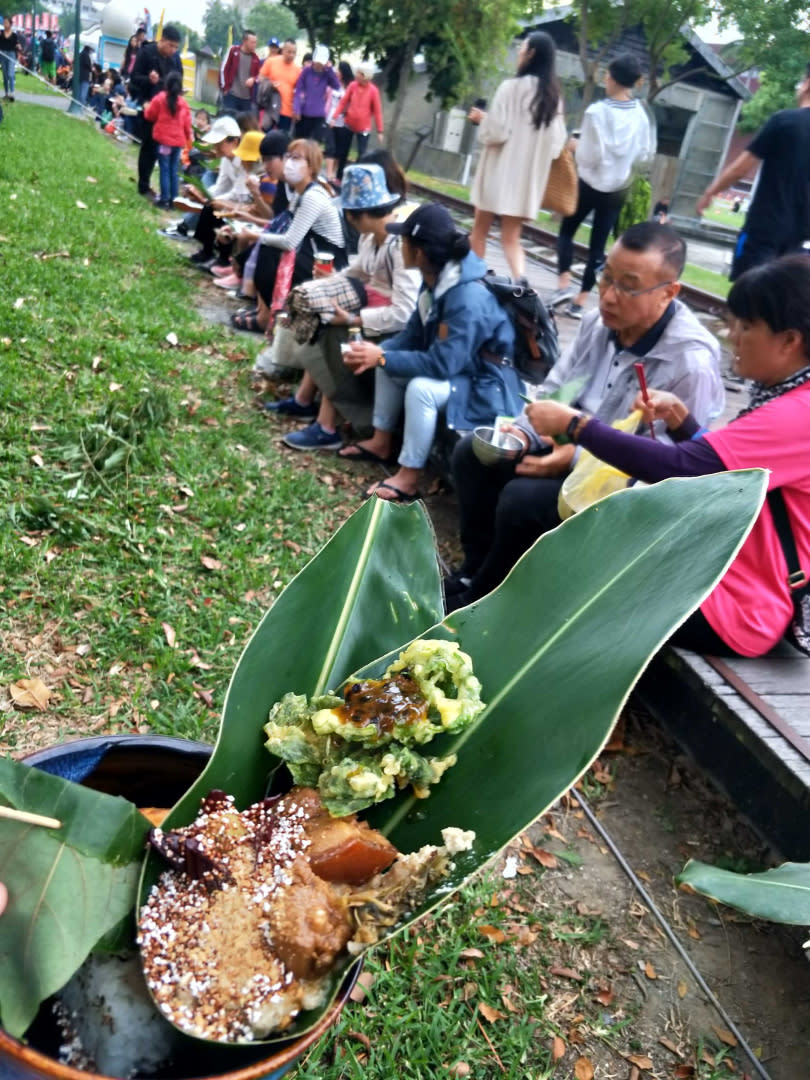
{"left": 334, "top": 80, "right": 384, "bottom": 134}
{"left": 144, "top": 91, "right": 192, "bottom": 148}
{"left": 221, "top": 44, "right": 261, "bottom": 95}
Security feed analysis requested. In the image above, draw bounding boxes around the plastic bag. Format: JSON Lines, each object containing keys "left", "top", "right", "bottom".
{"left": 558, "top": 410, "right": 642, "bottom": 520}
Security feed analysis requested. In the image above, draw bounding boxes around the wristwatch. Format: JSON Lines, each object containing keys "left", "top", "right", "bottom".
{"left": 378, "top": 349, "right": 386, "bottom": 367}
{"left": 565, "top": 412, "right": 589, "bottom": 443}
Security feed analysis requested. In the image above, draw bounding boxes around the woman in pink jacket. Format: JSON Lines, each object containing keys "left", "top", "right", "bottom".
{"left": 332, "top": 62, "right": 383, "bottom": 169}
{"left": 144, "top": 72, "right": 192, "bottom": 209}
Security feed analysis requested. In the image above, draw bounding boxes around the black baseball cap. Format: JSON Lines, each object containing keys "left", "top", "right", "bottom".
{"left": 386, "top": 202, "right": 456, "bottom": 241}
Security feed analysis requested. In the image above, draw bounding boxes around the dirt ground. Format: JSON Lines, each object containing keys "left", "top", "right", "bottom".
{"left": 522, "top": 711, "right": 810, "bottom": 1079}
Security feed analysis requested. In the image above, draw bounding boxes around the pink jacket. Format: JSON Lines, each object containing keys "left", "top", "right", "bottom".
{"left": 334, "top": 80, "right": 383, "bottom": 134}
{"left": 144, "top": 91, "right": 192, "bottom": 148}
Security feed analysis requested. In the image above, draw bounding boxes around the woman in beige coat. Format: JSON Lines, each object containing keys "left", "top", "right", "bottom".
{"left": 469, "top": 32, "right": 567, "bottom": 279}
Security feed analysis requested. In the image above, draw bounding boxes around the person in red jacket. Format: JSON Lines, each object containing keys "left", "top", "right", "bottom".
{"left": 144, "top": 72, "right": 192, "bottom": 208}
{"left": 332, "top": 62, "right": 383, "bottom": 167}
{"left": 221, "top": 30, "right": 261, "bottom": 113}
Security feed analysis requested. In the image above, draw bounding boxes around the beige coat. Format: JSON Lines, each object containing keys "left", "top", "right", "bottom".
{"left": 470, "top": 75, "right": 567, "bottom": 220}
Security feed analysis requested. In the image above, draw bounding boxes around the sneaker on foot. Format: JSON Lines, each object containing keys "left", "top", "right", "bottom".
{"left": 264, "top": 396, "right": 318, "bottom": 418}
{"left": 547, "top": 286, "right": 576, "bottom": 308}
{"left": 210, "top": 263, "right": 235, "bottom": 277}
{"left": 282, "top": 422, "right": 343, "bottom": 451}
{"left": 189, "top": 248, "right": 214, "bottom": 264}
{"left": 213, "top": 273, "right": 243, "bottom": 289}
{"left": 564, "top": 302, "right": 584, "bottom": 319}
{"left": 158, "top": 223, "right": 190, "bottom": 240}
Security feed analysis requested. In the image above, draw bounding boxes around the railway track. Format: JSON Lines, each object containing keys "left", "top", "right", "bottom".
{"left": 408, "top": 181, "right": 727, "bottom": 316}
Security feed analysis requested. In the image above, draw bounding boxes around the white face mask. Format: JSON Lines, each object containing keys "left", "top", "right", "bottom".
{"left": 283, "top": 158, "right": 307, "bottom": 185}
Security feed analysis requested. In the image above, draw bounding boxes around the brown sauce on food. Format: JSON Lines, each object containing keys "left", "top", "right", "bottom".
{"left": 335, "top": 672, "right": 427, "bottom": 734}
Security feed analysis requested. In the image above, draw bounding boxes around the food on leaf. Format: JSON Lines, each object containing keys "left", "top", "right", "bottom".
{"left": 139, "top": 787, "right": 474, "bottom": 1042}
{"left": 263, "top": 639, "right": 484, "bottom": 815}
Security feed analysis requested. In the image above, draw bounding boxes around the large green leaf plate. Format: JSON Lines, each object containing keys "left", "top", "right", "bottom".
{"left": 140, "top": 469, "right": 766, "bottom": 1050}
{"left": 678, "top": 859, "right": 810, "bottom": 924}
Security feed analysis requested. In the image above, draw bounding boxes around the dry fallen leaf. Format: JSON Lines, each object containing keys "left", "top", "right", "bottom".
{"left": 13, "top": 297, "right": 25, "bottom": 309}
{"left": 447, "top": 1063, "right": 471, "bottom": 1078}
{"left": 573, "top": 1057, "right": 594, "bottom": 1080}
{"left": 478, "top": 924, "right": 506, "bottom": 944}
{"left": 551, "top": 1035, "right": 566, "bottom": 1062}
{"left": 459, "top": 948, "right": 485, "bottom": 960}
{"left": 644, "top": 961, "right": 657, "bottom": 980}
{"left": 529, "top": 847, "right": 558, "bottom": 869}
{"left": 677, "top": 980, "right": 688, "bottom": 999}
{"left": 162, "top": 622, "right": 177, "bottom": 648}
{"left": 478, "top": 1002, "right": 507, "bottom": 1023}
{"left": 594, "top": 986, "right": 614, "bottom": 1006}
{"left": 85, "top": 176, "right": 98, "bottom": 183}
{"left": 711, "top": 1025, "right": 738, "bottom": 1047}
{"left": 626, "top": 1053, "right": 653, "bottom": 1070}
{"left": 550, "top": 965, "right": 583, "bottom": 982}
{"left": 10, "top": 677, "right": 51, "bottom": 712}
{"left": 31, "top": 454, "right": 44, "bottom": 467}
{"left": 166, "top": 332, "right": 179, "bottom": 347}
{"left": 200, "top": 555, "right": 223, "bottom": 571}
{"left": 348, "top": 970, "right": 374, "bottom": 1003}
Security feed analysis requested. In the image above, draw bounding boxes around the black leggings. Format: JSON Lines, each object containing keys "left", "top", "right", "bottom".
{"left": 557, "top": 178, "right": 627, "bottom": 294}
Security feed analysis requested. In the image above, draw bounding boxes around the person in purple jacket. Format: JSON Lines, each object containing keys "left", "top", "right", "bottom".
{"left": 293, "top": 44, "right": 340, "bottom": 141}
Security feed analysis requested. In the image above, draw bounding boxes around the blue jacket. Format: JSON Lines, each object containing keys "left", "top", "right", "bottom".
{"left": 382, "top": 251, "right": 522, "bottom": 431}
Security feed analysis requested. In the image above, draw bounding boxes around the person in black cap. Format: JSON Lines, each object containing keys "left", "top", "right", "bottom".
{"left": 340, "top": 202, "right": 523, "bottom": 501}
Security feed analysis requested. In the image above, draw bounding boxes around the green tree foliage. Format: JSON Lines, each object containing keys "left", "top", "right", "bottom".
{"left": 203, "top": 0, "right": 243, "bottom": 55}
{"left": 247, "top": 2, "right": 300, "bottom": 47}
{"left": 173, "top": 22, "right": 203, "bottom": 54}
{"left": 614, "top": 175, "right": 652, "bottom": 237}
{"left": 281, "top": 0, "right": 346, "bottom": 49}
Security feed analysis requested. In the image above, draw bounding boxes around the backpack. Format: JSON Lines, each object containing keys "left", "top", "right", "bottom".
{"left": 482, "top": 272, "right": 560, "bottom": 385}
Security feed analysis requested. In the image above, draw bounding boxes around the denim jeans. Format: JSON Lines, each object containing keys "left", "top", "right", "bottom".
{"left": 373, "top": 369, "right": 450, "bottom": 469}
{"left": 0, "top": 53, "right": 16, "bottom": 96}
{"left": 157, "top": 145, "right": 181, "bottom": 205}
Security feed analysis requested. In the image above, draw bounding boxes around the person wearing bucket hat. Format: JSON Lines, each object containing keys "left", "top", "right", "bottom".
{"left": 277, "top": 160, "right": 421, "bottom": 450}
{"left": 234, "top": 129, "right": 264, "bottom": 163}
{"left": 330, "top": 202, "right": 524, "bottom": 500}
{"left": 292, "top": 44, "right": 340, "bottom": 140}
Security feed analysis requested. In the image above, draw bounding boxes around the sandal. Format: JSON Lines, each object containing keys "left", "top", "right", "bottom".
{"left": 365, "top": 480, "right": 420, "bottom": 504}
{"left": 231, "top": 310, "right": 263, "bottom": 332}
{"left": 338, "top": 443, "right": 392, "bottom": 465}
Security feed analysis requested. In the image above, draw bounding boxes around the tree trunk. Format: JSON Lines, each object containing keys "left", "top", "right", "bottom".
{"left": 386, "top": 33, "right": 419, "bottom": 150}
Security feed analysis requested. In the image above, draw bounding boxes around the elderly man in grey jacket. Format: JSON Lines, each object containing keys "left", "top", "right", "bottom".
{"left": 447, "top": 221, "right": 725, "bottom": 610}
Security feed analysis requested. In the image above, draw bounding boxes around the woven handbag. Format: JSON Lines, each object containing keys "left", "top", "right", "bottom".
{"left": 541, "top": 147, "right": 578, "bottom": 217}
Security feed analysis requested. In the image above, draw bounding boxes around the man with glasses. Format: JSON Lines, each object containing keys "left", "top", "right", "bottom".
{"left": 446, "top": 221, "right": 725, "bottom": 611}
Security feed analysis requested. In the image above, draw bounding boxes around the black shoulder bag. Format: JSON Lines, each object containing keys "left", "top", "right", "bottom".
{"left": 767, "top": 488, "right": 810, "bottom": 654}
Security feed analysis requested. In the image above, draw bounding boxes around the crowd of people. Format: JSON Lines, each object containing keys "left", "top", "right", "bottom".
{"left": 41, "top": 19, "right": 800, "bottom": 661}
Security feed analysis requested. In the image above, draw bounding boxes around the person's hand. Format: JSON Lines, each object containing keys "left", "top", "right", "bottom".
{"left": 696, "top": 190, "right": 712, "bottom": 216}
{"left": 292, "top": 112, "right": 301, "bottom": 123}
{"left": 515, "top": 441, "right": 576, "bottom": 477}
{"left": 525, "top": 400, "right": 578, "bottom": 437}
{"left": 246, "top": 76, "right": 256, "bottom": 89}
{"left": 566, "top": 135, "right": 578, "bottom": 153}
{"left": 0, "top": 881, "right": 7, "bottom": 917}
{"left": 245, "top": 174, "right": 260, "bottom": 192}
{"left": 631, "top": 388, "right": 687, "bottom": 430}
{"left": 498, "top": 422, "right": 530, "bottom": 452}
{"left": 148, "top": 69, "right": 159, "bottom": 84}
{"left": 343, "top": 340, "right": 382, "bottom": 374}
{"left": 329, "top": 299, "right": 354, "bottom": 325}
{"left": 467, "top": 106, "right": 485, "bottom": 124}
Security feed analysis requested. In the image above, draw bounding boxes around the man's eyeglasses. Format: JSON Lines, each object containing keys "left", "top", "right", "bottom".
{"left": 597, "top": 271, "right": 674, "bottom": 298}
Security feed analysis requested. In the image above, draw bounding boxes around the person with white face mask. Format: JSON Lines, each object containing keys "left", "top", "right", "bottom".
{"left": 246, "top": 139, "right": 347, "bottom": 333}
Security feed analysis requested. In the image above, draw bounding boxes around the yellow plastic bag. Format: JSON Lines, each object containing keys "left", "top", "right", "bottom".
{"left": 558, "top": 410, "right": 643, "bottom": 520}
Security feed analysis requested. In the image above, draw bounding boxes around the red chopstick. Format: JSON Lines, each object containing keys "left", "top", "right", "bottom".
{"left": 633, "top": 361, "right": 656, "bottom": 440}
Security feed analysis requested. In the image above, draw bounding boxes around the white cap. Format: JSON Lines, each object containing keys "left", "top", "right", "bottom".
{"left": 312, "top": 44, "right": 329, "bottom": 64}
{"left": 201, "top": 115, "right": 241, "bottom": 143}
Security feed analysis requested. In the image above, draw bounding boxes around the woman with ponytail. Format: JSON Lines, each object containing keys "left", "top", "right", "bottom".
{"left": 144, "top": 71, "right": 192, "bottom": 209}
{"left": 341, "top": 203, "right": 523, "bottom": 502}
{"left": 468, "top": 31, "right": 567, "bottom": 280}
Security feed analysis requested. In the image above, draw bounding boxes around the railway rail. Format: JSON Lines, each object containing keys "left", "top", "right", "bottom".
{"left": 408, "top": 181, "right": 727, "bottom": 317}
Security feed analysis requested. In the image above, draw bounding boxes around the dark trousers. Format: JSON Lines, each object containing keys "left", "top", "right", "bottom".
{"left": 295, "top": 115, "right": 325, "bottom": 141}
{"left": 557, "top": 178, "right": 627, "bottom": 293}
{"left": 450, "top": 433, "right": 564, "bottom": 599}
{"left": 137, "top": 116, "right": 158, "bottom": 194}
{"left": 222, "top": 91, "right": 253, "bottom": 114}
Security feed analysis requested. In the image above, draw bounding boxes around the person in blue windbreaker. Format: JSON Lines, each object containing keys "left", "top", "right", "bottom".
{"left": 342, "top": 202, "right": 522, "bottom": 502}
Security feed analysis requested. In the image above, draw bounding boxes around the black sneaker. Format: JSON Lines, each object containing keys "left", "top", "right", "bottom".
{"left": 189, "top": 248, "right": 214, "bottom": 264}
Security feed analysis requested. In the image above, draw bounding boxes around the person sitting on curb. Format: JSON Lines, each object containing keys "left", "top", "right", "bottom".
{"left": 445, "top": 221, "right": 725, "bottom": 610}
{"left": 338, "top": 203, "right": 524, "bottom": 503}
{"left": 183, "top": 116, "right": 250, "bottom": 267}
{"left": 525, "top": 254, "right": 810, "bottom": 658}
{"left": 269, "top": 161, "right": 420, "bottom": 450}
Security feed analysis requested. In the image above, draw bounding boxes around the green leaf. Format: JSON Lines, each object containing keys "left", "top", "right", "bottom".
{"left": 677, "top": 860, "right": 810, "bottom": 924}
{"left": 0, "top": 755, "right": 152, "bottom": 1039}
{"left": 140, "top": 470, "right": 765, "bottom": 1048}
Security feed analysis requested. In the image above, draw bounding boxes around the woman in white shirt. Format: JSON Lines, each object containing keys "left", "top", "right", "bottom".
{"left": 551, "top": 54, "right": 654, "bottom": 319}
